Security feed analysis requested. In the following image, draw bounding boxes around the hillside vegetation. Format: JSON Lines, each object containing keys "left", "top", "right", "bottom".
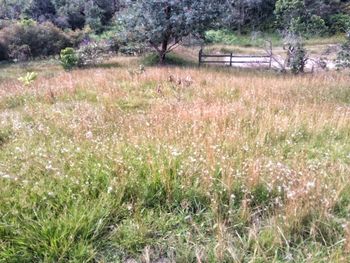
{"left": 0, "top": 56, "right": 349, "bottom": 262}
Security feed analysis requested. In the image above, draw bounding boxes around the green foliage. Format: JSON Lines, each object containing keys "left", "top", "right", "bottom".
{"left": 333, "top": 185, "right": 350, "bottom": 218}
{"left": 205, "top": 30, "right": 281, "bottom": 47}
{"left": 120, "top": 0, "right": 225, "bottom": 63}
{"left": 329, "top": 14, "right": 350, "bottom": 34}
{"left": 18, "top": 18, "right": 37, "bottom": 27}
{"left": 60, "top": 47, "right": 78, "bottom": 70}
{"left": 18, "top": 72, "right": 38, "bottom": 86}
{"left": 307, "top": 15, "right": 328, "bottom": 36}
{"left": 0, "top": 126, "right": 12, "bottom": 147}
{"left": 0, "top": 21, "right": 73, "bottom": 60}
{"left": 223, "top": 0, "right": 277, "bottom": 33}
{"left": 275, "top": 0, "right": 329, "bottom": 36}
{"left": 287, "top": 41, "right": 308, "bottom": 74}
{"left": 0, "top": 0, "right": 348, "bottom": 38}
{"left": 0, "top": 0, "right": 121, "bottom": 31}
{"left": 275, "top": 0, "right": 306, "bottom": 29}
{"left": 142, "top": 53, "right": 195, "bottom": 67}
{"left": 60, "top": 41, "right": 116, "bottom": 70}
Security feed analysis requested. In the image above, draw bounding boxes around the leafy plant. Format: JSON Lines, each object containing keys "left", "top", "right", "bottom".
{"left": 329, "top": 14, "right": 350, "bottom": 34}
{"left": 60, "top": 47, "right": 78, "bottom": 70}
{"left": 18, "top": 72, "right": 38, "bottom": 86}
{"left": 284, "top": 35, "right": 308, "bottom": 74}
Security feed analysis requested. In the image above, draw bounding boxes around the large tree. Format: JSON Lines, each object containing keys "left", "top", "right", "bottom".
{"left": 121, "top": 0, "right": 225, "bottom": 63}
{"left": 26, "top": 0, "right": 56, "bottom": 21}
{"left": 0, "top": 0, "right": 30, "bottom": 19}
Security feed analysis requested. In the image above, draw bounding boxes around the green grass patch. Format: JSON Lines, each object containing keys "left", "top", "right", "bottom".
{"left": 205, "top": 30, "right": 281, "bottom": 47}
{"left": 142, "top": 53, "right": 196, "bottom": 67}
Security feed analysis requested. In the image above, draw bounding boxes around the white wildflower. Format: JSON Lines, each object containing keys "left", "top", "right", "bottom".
{"left": 86, "top": 131, "right": 93, "bottom": 139}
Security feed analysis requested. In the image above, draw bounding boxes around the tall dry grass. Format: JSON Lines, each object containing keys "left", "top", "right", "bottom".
{"left": 0, "top": 57, "right": 349, "bottom": 262}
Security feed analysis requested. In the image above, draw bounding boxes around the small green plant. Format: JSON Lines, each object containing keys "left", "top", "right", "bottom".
{"left": 284, "top": 36, "right": 308, "bottom": 74}
{"left": 336, "top": 36, "right": 350, "bottom": 69}
{"left": 18, "top": 72, "right": 38, "bottom": 86}
{"left": 18, "top": 18, "right": 37, "bottom": 27}
{"left": 60, "top": 48, "right": 78, "bottom": 70}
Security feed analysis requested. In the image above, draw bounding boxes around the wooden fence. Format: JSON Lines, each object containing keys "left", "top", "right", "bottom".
{"left": 198, "top": 49, "right": 272, "bottom": 68}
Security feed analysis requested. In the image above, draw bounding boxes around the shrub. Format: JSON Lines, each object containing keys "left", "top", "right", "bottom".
{"left": 329, "top": 14, "right": 350, "bottom": 34}
{"left": 0, "top": 21, "right": 74, "bottom": 60}
{"left": 60, "top": 48, "right": 79, "bottom": 70}
{"left": 18, "top": 72, "right": 38, "bottom": 86}
{"left": 307, "top": 15, "right": 328, "bottom": 36}
{"left": 285, "top": 38, "right": 308, "bottom": 74}
{"left": 8, "top": 44, "right": 32, "bottom": 61}
{"left": 336, "top": 38, "right": 350, "bottom": 69}
{"left": 76, "top": 41, "right": 114, "bottom": 67}
{"left": 289, "top": 16, "right": 328, "bottom": 36}
{"left": 60, "top": 40, "right": 117, "bottom": 70}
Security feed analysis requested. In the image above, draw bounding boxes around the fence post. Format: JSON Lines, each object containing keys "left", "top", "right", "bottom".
{"left": 230, "top": 53, "right": 233, "bottom": 67}
{"left": 269, "top": 55, "right": 272, "bottom": 69}
{"left": 198, "top": 48, "right": 202, "bottom": 67}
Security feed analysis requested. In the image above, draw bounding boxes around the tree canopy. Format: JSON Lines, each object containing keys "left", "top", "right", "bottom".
{"left": 120, "top": 0, "right": 225, "bottom": 62}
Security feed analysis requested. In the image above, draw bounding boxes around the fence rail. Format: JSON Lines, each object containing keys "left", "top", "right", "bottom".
{"left": 198, "top": 49, "right": 272, "bottom": 68}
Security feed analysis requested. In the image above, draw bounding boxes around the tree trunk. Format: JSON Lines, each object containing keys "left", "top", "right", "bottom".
{"left": 158, "top": 5, "right": 171, "bottom": 64}
{"left": 159, "top": 38, "right": 168, "bottom": 64}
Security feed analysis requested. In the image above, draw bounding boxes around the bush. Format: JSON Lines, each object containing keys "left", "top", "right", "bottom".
{"left": 8, "top": 44, "right": 32, "bottom": 62}
{"left": 0, "top": 21, "right": 74, "bottom": 60}
{"left": 60, "top": 48, "right": 79, "bottom": 70}
{"left": 289, "top": 43, "right": 308, "bottom": 74}
{"left": 60, "top": 41, "right": 116, "bottom": 70}
{"left": 77, "top": 41, "right": 115, "bottom": 67}
{"left": 329, "top": 14, "right": 350, "bottom": 34}
{"left": 336, "top": 39, "right": 350, "bottom": 69}
{"left": 307, "top": 15, "right": 328, "bottom": 36}
{"left": 289, "top": 16, "right": 328, "bottom": 36}
{"left": 18, "top": 72, "right": 38, "bottom": 86}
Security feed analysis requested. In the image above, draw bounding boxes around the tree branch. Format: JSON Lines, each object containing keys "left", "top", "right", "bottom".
{"left": 165, "top": 40, "right": 181, "bottom": 54}
{"left": 149, "top": 41, "right": 162, "bottom": 54}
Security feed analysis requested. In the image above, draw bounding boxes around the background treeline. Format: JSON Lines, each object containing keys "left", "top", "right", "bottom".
{"left": 0, "top": 0, "right": 125, "bottom": 31}
{"left": 1, "top": 0, "right": 350, "bottom": 62}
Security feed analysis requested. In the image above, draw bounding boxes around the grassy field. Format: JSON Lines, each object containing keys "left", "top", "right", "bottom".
{"left": 0, "top": 55, "right": 350, "bottom": 262}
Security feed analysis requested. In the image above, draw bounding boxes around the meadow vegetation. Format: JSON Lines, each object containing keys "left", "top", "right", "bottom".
{"left": 0, "top": 54, "right": 349, "bottom": 262}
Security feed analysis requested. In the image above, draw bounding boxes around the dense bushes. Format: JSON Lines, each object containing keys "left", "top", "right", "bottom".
{"left": 60, "top": 41, "right": 118, "bottom": 70}
{"left": 329, "top": 14, "right": 350, "bottom": 34}
{"left": 0, "top": 21, "right": 78, "bottom": 61}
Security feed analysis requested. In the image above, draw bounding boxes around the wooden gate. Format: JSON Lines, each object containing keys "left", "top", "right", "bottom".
{"left": 198, "top": 49, "right": 272, "bottom": 68}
